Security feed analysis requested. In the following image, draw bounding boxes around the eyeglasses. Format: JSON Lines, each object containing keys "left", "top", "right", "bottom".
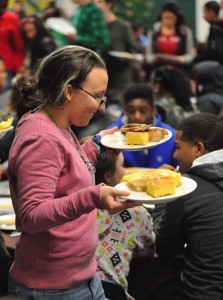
{"left": 77, "top": 86, "right": 107, "bottom": 107}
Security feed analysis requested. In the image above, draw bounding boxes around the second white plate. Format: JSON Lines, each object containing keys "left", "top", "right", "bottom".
{"left": 0, "top": 213, "right": 16, "bottom": 226}
{"left": 115, "top": 177, "right": 197, "bottom": 204}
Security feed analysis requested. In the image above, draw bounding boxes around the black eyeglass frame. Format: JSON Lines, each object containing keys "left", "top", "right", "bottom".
{"left": 77, "top": 86, "right": 107, "bottom": 107}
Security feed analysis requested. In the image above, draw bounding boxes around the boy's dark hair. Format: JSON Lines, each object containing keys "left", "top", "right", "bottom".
{"left": 123, "top": 83, "right": 154, "bottom": 106}
{"left": 177, "top": 113, "right": 223, "bottom": 151}
{"left": 204, "top": 1, "right": 220, "bottom": 15}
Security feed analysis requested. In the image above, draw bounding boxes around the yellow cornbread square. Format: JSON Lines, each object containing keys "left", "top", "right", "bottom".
{"left": 126, "top": 131, "right": 149, "bottom": 145}
{"left": 0, "top": 117, "right": 13, "bottom": 131}
{"left": 147, "top": 178, "right": 176, "bottom": 198}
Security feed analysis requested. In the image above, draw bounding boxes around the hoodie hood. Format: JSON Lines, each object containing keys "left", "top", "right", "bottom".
{"left": 211, "top": 19, "right": 223, "bottom": 29}
{"left": 189, "top": 150, "right": 223, "bottom": 191}
{"left": 189, "top": 162, "right": 223, "bottom": 191}
{"left": 194, "top": 61, "right": 223, "bottom": 96}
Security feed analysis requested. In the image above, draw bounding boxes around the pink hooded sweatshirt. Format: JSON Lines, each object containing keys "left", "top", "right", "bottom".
{"left": 8, "top": 112, "right": 104, "bottom": 289}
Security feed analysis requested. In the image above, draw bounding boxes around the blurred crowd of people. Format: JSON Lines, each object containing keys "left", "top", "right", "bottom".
{"left": 1, "top": 0, "right": 223, "bottom": 172}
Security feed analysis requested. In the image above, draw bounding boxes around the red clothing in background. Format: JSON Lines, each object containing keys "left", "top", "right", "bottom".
{"left": 157, "top": 32, "right": 179, "bottom": 55}
{"left": 0, "top": 11, "right": 24, "bottom": 72}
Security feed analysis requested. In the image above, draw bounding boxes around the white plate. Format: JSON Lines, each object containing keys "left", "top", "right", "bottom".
{"left": 101, "top": 128, "right": 172, "bottom": 151}
{"left": 0, "top": 197, "right": 13, "bottom": 212}
{"left": 0, "top": 181, "right": 10, "bottom": 196}
{"left": 114, "top": 177, "right": 197, "bottom": 204}
{"left": 108, "top": 51, "right": 144, "bottom": 61}
{"left": 45, "top": 17, "right": 76, "bottom": 35}
{"left": 0, "top": 214, "right": 16, "bottom": 229}
{"left": 0, "top": 224, "right": 16, "bottom": 231}
{"left": 0, "top": 126, "right": 14, "bottom": 138}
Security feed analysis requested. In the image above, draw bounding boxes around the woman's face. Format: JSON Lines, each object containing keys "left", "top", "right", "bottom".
{"left": 23, "top": 22, "right": 37, "bottom": 40}
{"left": 161, "top": 11, "right": 177, "bottom": 28}
{"left": 67, "top": 67, "right": 108, "bottom": 127}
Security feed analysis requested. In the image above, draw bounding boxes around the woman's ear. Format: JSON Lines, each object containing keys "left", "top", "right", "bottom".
{"left": 64, "top": 84, "right": 73, "bottom": 101}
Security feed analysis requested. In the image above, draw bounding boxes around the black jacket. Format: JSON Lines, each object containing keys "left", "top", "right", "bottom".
{"left": 207, "top": 19, "right": 223, "bottom": 64}
{"left": 153, "top": 160, "right": 223, "bottom": 299}
{"left": 194, "top": 61, "right": 223, "bottom": 116}
{"left": 30, "top": 36, "right": 56, "bottom": 69}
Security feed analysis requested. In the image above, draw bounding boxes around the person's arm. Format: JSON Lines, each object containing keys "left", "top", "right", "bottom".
{"left": 9, "top": 14, "right": 25, "bottom": 72}
{"left": 145, "top": 29, "right": 156, "bottom": 64}
{"left": 124, "top": 21, "right": 137, "bottom": 53}
{"left": 12, "top": 133, "right": 137, "bottom": 234}
{"left": 177, "top": 26, "right": 195, "bottom": 64}
{"left": 153, "top": 197, "right": 185, "bottom": 259}
{"left": 81, "top": 126, "right": 119, "bottom": 162}
{"left": 75, "top": 5, "right": 110, "bottom": 53}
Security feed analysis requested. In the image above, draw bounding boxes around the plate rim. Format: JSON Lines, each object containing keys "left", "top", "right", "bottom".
{"left": 45, "top": 17, "right": 76, "bottom": 35}
{"left": 0, "top": 126, "right": 14, "bottom": 133}
{"left": 0, "top": 181, "right": 11, "bottom": 196}
{"left": 0, "top": 213, "right": 16, "bottom": 228}
{"left": 0, "top": 224, "right": 16, "bottom": 231}
{"left": 101, "top": 127, "right": 172, "bottom": 151}
{"left": 0, "top": 126, "right": 14, "bottom": 139}
{"left": 115, "top": 176, "right": 197, "bottom": 204}
{"left": 108, "top": 51, "right": 144, "bottom": 61}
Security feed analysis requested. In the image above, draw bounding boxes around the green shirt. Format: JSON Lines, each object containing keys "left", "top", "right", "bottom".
{"left": 72, "top": 2, "right": 110, "bottom": 54}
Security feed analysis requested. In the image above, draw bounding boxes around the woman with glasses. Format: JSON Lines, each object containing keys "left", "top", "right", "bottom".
{"left": 7, "top": 45, "right": 138, "bottom": 300}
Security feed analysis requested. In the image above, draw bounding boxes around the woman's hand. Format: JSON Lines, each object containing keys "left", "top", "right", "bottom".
{"left": 99, "top": 126, "right": 118, "bottom": 137}
{"left": 100, "top": 185, "right": 141, "bottom": 215}
{"left": 99, "top": 126, "right": 121, "bottom": 157}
